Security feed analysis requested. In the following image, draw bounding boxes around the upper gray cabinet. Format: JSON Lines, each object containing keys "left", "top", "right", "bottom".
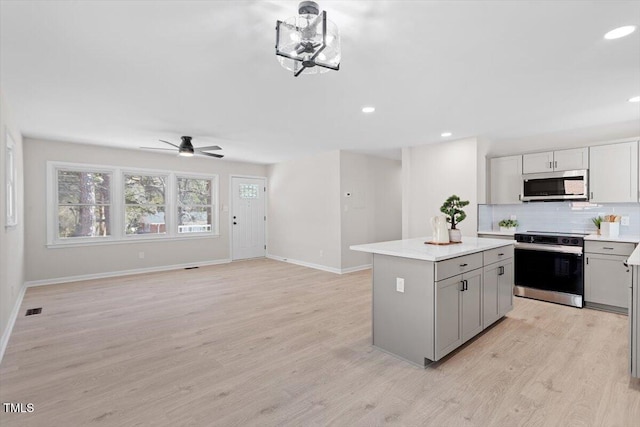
{"left": 490, "top": 155, "right": 523, "bottom": 204}
{"left": 522, "top": 147, "right": 589, "bottom": 174}
{"left": 589, "top": 141, "right": 639, "bottom": 203}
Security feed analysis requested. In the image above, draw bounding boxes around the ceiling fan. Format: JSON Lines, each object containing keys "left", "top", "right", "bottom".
{"left": 141, "top": 136, "right": 224, "bottom": 158}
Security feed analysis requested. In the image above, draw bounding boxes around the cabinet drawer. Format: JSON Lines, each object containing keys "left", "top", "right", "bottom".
{"left": 585, "top": 241, "right": 636, "bottom": 256}
{"left": 436, "top": 253, "right": 483, "bottom": 281}
{"left": 483, "top": 245, "right": 514, "bottom": 265}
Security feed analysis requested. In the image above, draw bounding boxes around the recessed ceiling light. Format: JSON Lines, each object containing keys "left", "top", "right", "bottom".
{"left": 441, "top": 132, "right": 452, "bottom": 137}
{"left": 604, "top": 25, "right": 636, "bottom": 40}
{"left": 629, "top": 96, "right": 640, "bottom": 103}
{"left": 362, "top": 106, "right": 375, "bottom": 113}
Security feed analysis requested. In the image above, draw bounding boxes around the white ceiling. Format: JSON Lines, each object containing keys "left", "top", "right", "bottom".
{"left": 1, "top": 0, "right": 639, "bottom": 164}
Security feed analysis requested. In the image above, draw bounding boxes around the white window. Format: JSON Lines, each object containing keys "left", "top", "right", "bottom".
{"left": 124, "top": 174, "right": 167, "bottom": 235}
{"left": 177, "top": 176, "right": 216, "bottom": 234}
{"left": 48, "top": 162, "right": 219, "bottom": 246}
{"left": 55, "top": 168, "right": 112, "bottom": 239}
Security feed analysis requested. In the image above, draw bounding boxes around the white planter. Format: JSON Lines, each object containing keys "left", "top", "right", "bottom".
{"left": 448, "top": 229, "right": 462, "bottom": 242}
{"left": 600, "top": 222, "right": 620, "bottom": 238}
{"left": 499, "top": 226, "right": 517, "bottom": 233}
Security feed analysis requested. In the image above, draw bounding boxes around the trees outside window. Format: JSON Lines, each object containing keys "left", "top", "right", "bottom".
{"left": 124, "top": 174, "right": 166, "bottom": 235}
{"left": 57, "top": 170, "right": 111, "bottom": 238}
{"left": 177, "top": 177, "right": 213, "bottom": 234}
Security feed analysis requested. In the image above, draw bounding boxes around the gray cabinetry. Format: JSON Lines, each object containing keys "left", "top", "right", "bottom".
{"left": 584, "top": 241, "right": 635, "bottom": 313}
{"left": 632, "top": 264, "right": 638, "bottom": 378}
{"left": 490, "top": 155, "right": 523, "bottom": 204}
{"left": 483, "top": 250, "right": 514, "bottom": 328}
{"left": 435, "top": 268, "right": 483, "bottom": 360}
{"left": 589, "top": 141, "right": 639, "bottom": 203}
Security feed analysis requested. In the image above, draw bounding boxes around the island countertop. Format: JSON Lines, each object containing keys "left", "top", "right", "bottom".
{"left": 350, "top": 236, "right": 514, "bottom": 262}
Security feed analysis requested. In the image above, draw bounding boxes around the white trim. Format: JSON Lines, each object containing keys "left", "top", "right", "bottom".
{"left": 267, "top": 254, "right": 342, "bottom": 274}
{"left": 230, "top": 175, "right": 267, "bottom": 261}
{"left": 24, "top": 258, "right": 231, "bottom": 288}
{"left": 47, "top": 161, "right": 220, "bottom": 246}
{"left": 340, "top": 264, "right": 372, "bottom": 274}
{"left": 0, "top": 284, "right": 26, "bottom": 363}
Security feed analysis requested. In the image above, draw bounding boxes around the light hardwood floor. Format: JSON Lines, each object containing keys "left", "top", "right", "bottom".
{"left": 1, "top": 258, "right": 639, "bottom": 426}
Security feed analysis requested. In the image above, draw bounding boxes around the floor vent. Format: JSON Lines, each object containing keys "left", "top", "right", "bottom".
{"left": 25, "top": 308, "right": 42, "bottom": 316}
{"left": 184, "top": 266, "right": 199, "bottom": 270}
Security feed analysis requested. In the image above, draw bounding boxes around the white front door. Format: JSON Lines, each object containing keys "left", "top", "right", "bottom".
{"left": 231, "top": 177, "right": 266, "bottom": 260}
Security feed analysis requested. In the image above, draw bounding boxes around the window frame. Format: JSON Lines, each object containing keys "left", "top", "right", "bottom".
{"left": 47, "top": 162, "right": 219, "bottom": 247}
{"left": 175, "top": 174, "right": 218, "bottom": 236}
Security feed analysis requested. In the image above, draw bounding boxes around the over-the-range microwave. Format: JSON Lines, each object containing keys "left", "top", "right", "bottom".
{"left": 521, "top": 169, "right": 588, "bottom": 202}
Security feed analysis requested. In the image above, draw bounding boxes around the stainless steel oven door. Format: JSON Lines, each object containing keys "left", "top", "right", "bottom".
{"left": 515, "top": 243, "right": 584, "bottom": 298}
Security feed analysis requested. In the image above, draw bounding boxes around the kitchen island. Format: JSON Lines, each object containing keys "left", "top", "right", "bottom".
{"left": 351, "top": 237, "right": 515, "bottom": 367}
{"left": 628, "top": 245, "right": 640, "bottom": 378}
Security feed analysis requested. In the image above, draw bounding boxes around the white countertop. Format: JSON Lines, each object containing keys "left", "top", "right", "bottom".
{"left": 350, "top": 237, "right": 514, "bottom": 262}
{"left": 628, "top": 246, "right": 640, "bottom": 266}
{"left": 477, "top": 230, "right": 516, "bottom": 237}
{"left": 584, "top": 234, "right": 640, "bottom": 244}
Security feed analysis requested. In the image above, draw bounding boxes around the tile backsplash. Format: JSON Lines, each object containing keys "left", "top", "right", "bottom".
{"left": 479, "top": 202, "right": 640, "bottom": 236}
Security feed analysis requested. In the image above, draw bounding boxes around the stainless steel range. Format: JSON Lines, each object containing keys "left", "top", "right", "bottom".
{"left": 514, "top": 231, "right": 586, "bottom": 308}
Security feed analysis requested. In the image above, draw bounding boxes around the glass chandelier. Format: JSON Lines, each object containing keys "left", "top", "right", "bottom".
{"left": 275, "top": 1, "right": 341, "bottom": 77}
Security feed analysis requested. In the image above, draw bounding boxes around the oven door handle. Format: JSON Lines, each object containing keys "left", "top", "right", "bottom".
{"left": 515, "top": 242, "right": 583, "bottom": 255}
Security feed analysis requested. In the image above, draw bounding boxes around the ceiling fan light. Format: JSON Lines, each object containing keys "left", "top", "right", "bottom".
{"left": 178, "top": 151, "right": 194, "bottom": 157}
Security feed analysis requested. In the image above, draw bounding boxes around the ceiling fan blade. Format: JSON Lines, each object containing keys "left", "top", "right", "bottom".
{"left": 159, "top": 139, "right": 180, "bottom": 148}
{"left": 195, "top": 145, "right": 222, "bottom": 151}
{"left": 140, "top": 147, "right": 177, "bottom": 151}
{"left": 197, "top": 151, "right": 224, "bottom": 158}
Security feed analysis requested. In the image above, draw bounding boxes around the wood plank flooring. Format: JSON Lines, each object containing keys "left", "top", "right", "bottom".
{"left": 1, "top": 258, "right": 639, "bottom": 426}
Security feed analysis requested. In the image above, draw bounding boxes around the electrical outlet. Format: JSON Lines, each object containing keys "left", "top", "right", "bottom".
{"left": 510, "top": 215, "right": 517, "bottom": 221}
{"left": 138, "top": 252, "right": 145, "bottom": 259}
{"left": 621, "top": 216, "right": 630, "bottom": 226}
{"left": 396, "top": 278, "right": 405, "bottom": 293}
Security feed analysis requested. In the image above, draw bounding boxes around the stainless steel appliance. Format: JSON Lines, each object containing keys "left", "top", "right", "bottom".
{"left": 521, "top": 169, "right": 588, "bottom": 202}
{"left": 514, "top": 231, "right": 586, "bottom": 308}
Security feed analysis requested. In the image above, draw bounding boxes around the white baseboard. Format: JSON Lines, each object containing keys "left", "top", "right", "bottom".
{"left": 0, "top": 284, "right": 26, "bottom": 364}
{"left": 341, "top": 264, "right": 372, "bottom": 274}
{"left": 266, "top": 254, "right": 370, "bottom": 275}
{"left": 24, "top": 259, "right": 232, "bottom": 288}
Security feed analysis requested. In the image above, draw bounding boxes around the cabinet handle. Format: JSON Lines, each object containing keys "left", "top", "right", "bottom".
{"left": 498, "top": 253, "right": 504, "bottom": 256}
{"left": 498, "top": 266, "right": 504, "bottom": 275}
{"left": 464, "top": 280, "right": 468, "bottom": 291}
{"left": 460, "top": 263, "right": 468, "bottom": 267}
{"left": 549, "top": 161, "right": 552, "bottom": 169}
{"left": 554, "top": 161, "right": 557, "bottom": 168}
{"left": 518, "top": 194, "right": 521, "bottom": 201}
{"left": 460, "top": 280, "right": 465, "bottom": 292}
{"left": 590, "top": 191, "right": 593, "bottom": 199}
{"left": 623, "top": 261, "right": 629, "bottom": 267}
{"left": 603, "top": 247, "right": 614, "bottom": 250}
{"left": 586, "top": 257, "right": 589, "bottom": 265}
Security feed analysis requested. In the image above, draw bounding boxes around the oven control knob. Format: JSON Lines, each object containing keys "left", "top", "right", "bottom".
{"left": 571, "top": 239, "right": 579, "bottom": 245}
{"left": 562, "top": 238, "right": 569, "bottom": 244}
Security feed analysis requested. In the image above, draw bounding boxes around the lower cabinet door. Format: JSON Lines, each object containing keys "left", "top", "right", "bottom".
{"left": 498, "top": 261, "right": 514, "bottom": 316}
{"left": 435, "top": 275, "right": 463, "bottom": 360}
{"left": 483, "top": 264, "right": 500, "bottom": 328}
{"left": 585, "top": 254, "right": 631, "bottom": 309}
{"left": 461, "top": 269, "right": 483, "bottom": 343}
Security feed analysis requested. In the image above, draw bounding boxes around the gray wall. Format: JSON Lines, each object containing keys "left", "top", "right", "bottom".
{"left": 0, "top": 90, "right": 25, "bottom": 348}
{"left": 23, "top": 138, "right": 267, "bottom": 283}
{"left": 340, "top": 151, "right": 401, "bottom": 270}
{"left": 402, "top": 137, "right": 479, "bottom": 239}
{"left": 267, "top": 150, "right": 342, "bottom": 270}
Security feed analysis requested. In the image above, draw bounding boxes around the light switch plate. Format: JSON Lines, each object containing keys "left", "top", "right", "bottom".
{"left": 510, "top": 215, "right": 517, "bottom": 221}
{"left": 621, "top": 216, "right": 630, "bottom": 226}
{"left": 396, "top": 278, "right": 404, "bottom": 293}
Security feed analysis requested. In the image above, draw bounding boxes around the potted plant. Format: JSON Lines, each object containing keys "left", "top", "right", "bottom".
{"left": 440, "top": 195, "right": 469, "bottom": 242}
{"left": 498, "top": 219, "right": 518, "bottom": 233}
{"left": 592, "top": 216, "right": 603, "bottom": 235}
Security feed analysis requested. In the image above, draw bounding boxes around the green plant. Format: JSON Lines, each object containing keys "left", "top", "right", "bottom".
{"left": 499, "top": 219, "right": 518, "bottom": 228}
{"left": 440, "top": 195, "right": 469, "bottom": 230}
{"left": 592, "top": 216, "right": 603, "bottom": 229}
